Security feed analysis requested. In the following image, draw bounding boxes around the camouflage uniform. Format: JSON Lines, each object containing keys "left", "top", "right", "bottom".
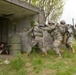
{"left": 59, "top": 20, "right": 67, "bottom": 44}
{"left": 26, "top": 22, "right": 47, "bottom": 55}
{"left": 65, "top": 24, "right": 75, "bottom": 53}
{"left": 42, "top": 20, "right": 62, "bottom": 58}
{"left": 60, "top": 20, "right": 75, "bottom": 53}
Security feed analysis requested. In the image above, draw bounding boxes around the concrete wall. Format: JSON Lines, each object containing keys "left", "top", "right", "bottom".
{"left": 6, "top": 0, "right": 40, "bottom": 13}
{"left": 8, "top": 14, "right": 39, "bottom": 35}
{"left": 0, "top": 0, "right": 46, "bottom": 53}
{"left": 8, "top": 14, "right": 40, "bottom": 52}
{"left": 39, "top": 10, "right": 45, "bottom": 24}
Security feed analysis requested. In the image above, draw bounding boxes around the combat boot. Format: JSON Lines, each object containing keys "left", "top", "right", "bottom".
{"left": 24, "top": 52, "right": 30, "bottom": 56}
{"left": 44, "top": 52, "right": 48, "bottom": 56}
{"left": 57, "top": 54, "right": 62, "bottom": 59}
{"left": 71, "top": 48, "right": 75, "bottom": 53}
{"left": 42, "top": 52, "right": 48, "bottom": 56}
{"left": 42, "top": 48, "right": 48, "bottom": 56}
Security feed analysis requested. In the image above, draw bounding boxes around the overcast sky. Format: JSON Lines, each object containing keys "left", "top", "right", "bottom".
{"left": 61, "top": 0, "right": 76, "bottom": 24}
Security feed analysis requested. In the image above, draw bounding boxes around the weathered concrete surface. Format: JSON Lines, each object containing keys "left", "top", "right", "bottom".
{"left": 6, "top": 0, "right": 40, "bottom": 13}
{"left": 0, "top": 0, "right": 46, "bottom": 53}
{"left": 0, "top": 0, "right": 45, "bottom": 23}
{"left": 0, "top": 0, "right": 38, "bottom": 20}
{"left": 0, "top": 55, "right": 14, "bottom": 60}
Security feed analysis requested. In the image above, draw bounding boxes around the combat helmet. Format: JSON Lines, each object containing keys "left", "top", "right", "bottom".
{"left": 48, "top": 20, "right": 55, "bottom": 25}
{"left": 34, "top": 22, "right": 39, "bottom": 26}
{"left": 60, "top": 20, "right": 66, "bottom": 24}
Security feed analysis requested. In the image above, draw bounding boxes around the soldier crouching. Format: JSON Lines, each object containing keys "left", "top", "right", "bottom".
{"left": 26, "top": 22, "right": 48, "bottom": 56}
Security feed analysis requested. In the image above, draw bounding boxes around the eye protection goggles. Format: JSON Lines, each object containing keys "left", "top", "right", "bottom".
{"left": 48, "top": 23, "right": 55, "bottom": 25}
{"left": 61, "top": 23, "right": 65, "bottom": 24}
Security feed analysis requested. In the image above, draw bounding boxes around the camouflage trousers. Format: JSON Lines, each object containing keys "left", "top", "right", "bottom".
{"left": 66, "top": 34, "right": 73, "bottom": 50}
{"left": 53, "top": 35, "right": 62, "bottom": 56}
{"left": 26, "top": 36, "right": 47, "bottom": 54}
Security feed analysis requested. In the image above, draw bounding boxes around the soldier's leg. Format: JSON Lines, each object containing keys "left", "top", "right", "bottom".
{"left": 53, "top": 40, "right": 62, "bottom": 58}
{"left": 41, "top": 48, "right": 48, "bottom": 56}
{"left": 66, "top": 36, "right": 75, "bottom": 53}
{"left": 26, "top": 39, "right": 37, "bottom": 55}
{"left": 38, "top": 37, "right": 47, "bottom": 55}
{"left": 66, "top": 42, "right": 75, "bottom": 53}
{"left": 25, "top": 46, "right": 32, "bottom": 56}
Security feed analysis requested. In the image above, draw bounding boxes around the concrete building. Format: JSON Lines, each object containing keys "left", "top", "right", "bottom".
{"left": 0, "top": 0, "right": 45, "bottom": 55}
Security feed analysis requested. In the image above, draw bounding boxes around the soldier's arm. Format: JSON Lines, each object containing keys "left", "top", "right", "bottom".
{"left": 42, "top": 26, "right": 50, "bottom": 30}
{"left": 42, "top": 25, "right": 55, "bottom": 31}
{"left": 26, "top": 27, "right": 33, "bottom": 34}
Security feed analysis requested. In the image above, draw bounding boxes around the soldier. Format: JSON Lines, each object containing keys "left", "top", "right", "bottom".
{"left": 42, "top": 20, "right": 62, "bottom": 58}
{"left": 60, "top": 20, "right": 75, "bottom": 53}
{"left": 65, "top": 24, "right": 75, "bottom": 53}
{"left": 59, "top": 20, "right": 67, "bottom": 45}
{"left": 26, "top": 22, "right": 48, "bottom": 56}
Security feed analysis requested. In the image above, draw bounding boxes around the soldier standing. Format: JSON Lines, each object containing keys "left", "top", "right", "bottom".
{"left": 26, "top": 22, "right": 48, "bottom": 56}
{"left": 59, "top": 20, "right": 75, "bottom": 53}
{"left": 59, "top": 20, "right": 67, "bottom": 45}
{"left": 42, "top": 20, "right": 62, "bottom": 58}
{"left": 65, "top": 24, "right": 75, "bottom": 53}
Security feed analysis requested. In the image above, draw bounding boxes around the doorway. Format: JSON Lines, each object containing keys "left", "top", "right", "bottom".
{"left": 0, "top": 17, "right": 8, "bottom": 43}
{"left": 0, "top": 17, "right": 9, "bottom": 54}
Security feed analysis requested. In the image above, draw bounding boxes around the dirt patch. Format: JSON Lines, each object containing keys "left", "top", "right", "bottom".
{"left": 41, "top": 69, "right": 55, "bottom": 75}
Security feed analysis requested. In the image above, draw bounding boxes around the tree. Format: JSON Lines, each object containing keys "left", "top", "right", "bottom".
{"left": 20, "top": 0, "right": 64, "bottom": 22}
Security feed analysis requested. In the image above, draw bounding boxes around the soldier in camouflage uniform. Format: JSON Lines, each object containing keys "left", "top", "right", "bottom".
{"left": 59, "top": 20, "right": 67, "bottom": 44}
{"left": 60, "top": 20, "right": 75, "bottom": 53}
{"left": 42, "top": 20, "right": 62, "bottom": 58}
{"left": 65, "top": 24, "right": 75, "bottom": 53}
{"left": 26, "top": 22, "right": 48, "bottom": 55}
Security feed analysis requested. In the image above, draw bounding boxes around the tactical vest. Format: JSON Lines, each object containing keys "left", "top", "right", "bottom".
{"left": 33, "top": 26, "right": 43, "bottom": 37}
{"left": 57, "top": 25, "right": 66, "bottom": 35}
{"left": 48, "top": 25, "right": 61, "bottom": 38}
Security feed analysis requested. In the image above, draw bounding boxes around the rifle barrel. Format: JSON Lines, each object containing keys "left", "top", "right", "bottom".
{"left": 72, "top": 18, "right": 75, "bottom": 29}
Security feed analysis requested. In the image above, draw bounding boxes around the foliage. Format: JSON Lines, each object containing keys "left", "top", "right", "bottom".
{"left": 30, "top": 20, "right": 35, "bottom": 27}
{"left": 20, "top": 0, "right": 65, "bottom": 22}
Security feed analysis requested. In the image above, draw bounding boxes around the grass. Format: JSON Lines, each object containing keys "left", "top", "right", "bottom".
{"left": 10, "top": 53, "right": 26, "bottom": 71}
{"left": 0, "top": 53, "right": 26, "bottom": 75}
{"left": 0, "top": 40, "right": 76, "bottom": 75}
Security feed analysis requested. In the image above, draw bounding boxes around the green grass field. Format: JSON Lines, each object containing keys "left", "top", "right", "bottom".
{"left": 0, "top": 41, "right": 76, "bottom": 75}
